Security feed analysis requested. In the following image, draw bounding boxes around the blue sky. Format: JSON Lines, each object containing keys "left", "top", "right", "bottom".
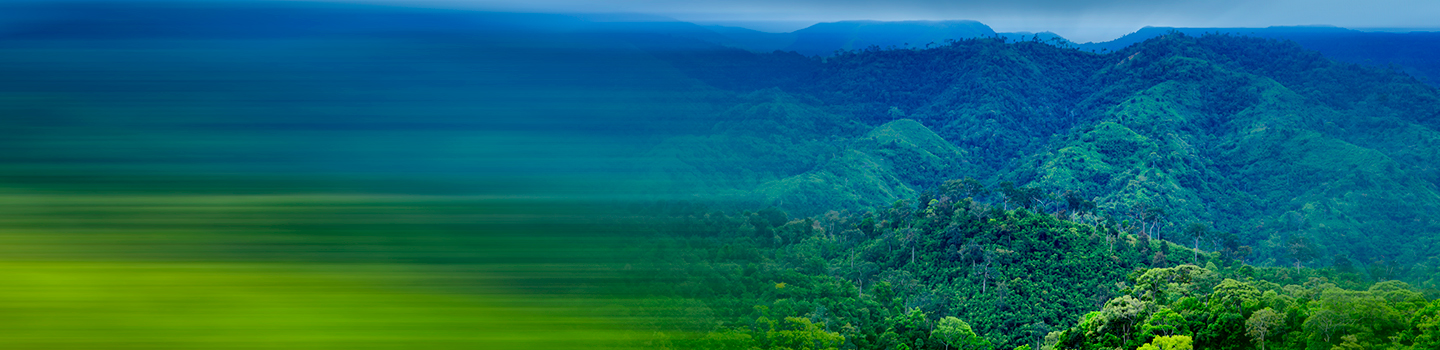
{"left": 347, "top": 0, "right": 1440, "bottom": 43}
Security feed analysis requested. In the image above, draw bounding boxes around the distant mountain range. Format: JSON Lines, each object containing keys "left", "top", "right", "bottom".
{"left": 699, "top": 20, "right": 1069, "bottom": 55}
{"left": 699, "top": 22, "right": 1440, "bottom": 85}
{"left": 1, "top": 2, "right": 1433, "bottom": 84}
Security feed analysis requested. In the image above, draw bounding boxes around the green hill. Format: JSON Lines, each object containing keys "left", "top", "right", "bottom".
{"left": 649, "top": 32, "right": 1440, "bottom": 277}
{"left": 645, "top": 97, "right": 970, "bottom": 215}
{"left": 753, "top": 119, "right": 971, "bottom": 214}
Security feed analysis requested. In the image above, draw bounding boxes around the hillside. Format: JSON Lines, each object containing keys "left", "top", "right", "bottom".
{"left": 643, "top": 90, "right": 970, "bottom": 215}
{"left": 648, "top": 33, "right": 1440, "bottom": 275}
{"left": 753, "top": 119, "right": 971, "bottom": 214}
{"left": 1078, "top": 26, "right": 1440, "bottom": 86}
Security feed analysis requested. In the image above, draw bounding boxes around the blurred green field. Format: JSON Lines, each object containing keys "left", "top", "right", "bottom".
{"left": 0, "top": 190, "right": 651, "bottom": 349}
{"left": 0, "top": 262, "right": 629, "bottom": 349}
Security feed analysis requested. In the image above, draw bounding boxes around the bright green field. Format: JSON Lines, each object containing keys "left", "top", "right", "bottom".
{"left": 0, "top": 191, "right": 648, "bottom": 349}
{"left": 0, "top": 262, "right": 627, "bottom": 349}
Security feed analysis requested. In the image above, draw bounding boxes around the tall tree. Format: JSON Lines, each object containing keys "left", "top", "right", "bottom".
{"left": 1141, "top": 308, "right": 1188, "bottom": 338}
{"left": 933, "top": 316, "right": 990, "bottom": 350}
{"left": 958, "top": 239, "right": 984, "bottom": 270}
{"left": 1184, "top": 223, "right": 1209, "bottom": 263}
{"left": 1302, "top": 309, "right": 1346, "bottom": 342}
{"left": 1245, "top": 308, "right": 1283, "bottom": 350}
{"left": 1285, "top": 235, "right": 1319, "bottom": 269}
{"left": 1102, "top": 295, "right": 1146, "bottom": 342}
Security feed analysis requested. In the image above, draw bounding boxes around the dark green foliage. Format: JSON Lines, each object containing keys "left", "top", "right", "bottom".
{"left": 627, "top": 191, "right": 1440, "bottom": 350}
{"left": 1049, "top": 263, "right": 1436, "bottom": 350}
{"left": 628, "top": 191, "right": 1250, "bottom": 349}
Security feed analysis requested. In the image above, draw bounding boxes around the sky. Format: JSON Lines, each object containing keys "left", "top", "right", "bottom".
{"left": 350, "top": 0, "right": 1440, "bottom": 43}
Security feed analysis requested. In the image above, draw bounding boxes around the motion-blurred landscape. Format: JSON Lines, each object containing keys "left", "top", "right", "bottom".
{"left": 3, "top": 1, "right": 1440, "bottom": 349}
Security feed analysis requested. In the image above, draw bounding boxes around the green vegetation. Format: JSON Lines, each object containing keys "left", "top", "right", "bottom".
{"left": 627, "top": 184, "right": 1440, "bottom": 349}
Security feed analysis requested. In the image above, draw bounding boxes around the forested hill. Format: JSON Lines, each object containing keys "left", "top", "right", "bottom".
{"left": 645, "top": 32, "right": 1440, "bottom": 276}
{"left": 1076, "top": 27, "right": 1440, "bottom": 85}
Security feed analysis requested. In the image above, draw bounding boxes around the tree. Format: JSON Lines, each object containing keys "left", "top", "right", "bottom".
{"left": 888, "top": 106, "right": 905, "bottom": 120}
{"left": 1332, "top": 334, "right": 1364, "bottom": 350}
{"left": 853, "top": 260, "right": 879, "bottom": 297}
{"left": 1102, "top": 295, "right": 1146, "bottom": 341}
{"left": 958, "top": 239, "right": 985, "bottom": 270}
{"left": 1302, "top": 309, "right": 1346, "bottom": 342}
{"left": 1332, "top": 254, "right": 1356, "bottom": 273}
{"left": 756, "top": 207, "right": 789, "bottom": 228}
{"left": 973, "top": 253, "right": 1000, "bottom": 293}
{"left": 902, "top": 227, "right": 921, "bottom": 265}
{"left": 998, "top": 182, "right": 1044, "bottom": 210}
{"left": 768, "top": 317, "right": 845, "bottom": 350}
{"left": 943, "top": 178, "right": 990, "bottom": 201}
{"left": 889, "top": 309, "right": 933, "bottom": 350}
{"left": 933, "top": 316, "right": 991, "bottom": 350}
{"left": 1140, "top": 205, "right": 1168, "bottom": 241}
{"left": 1061, "top": 190, "right": 1096, "bottom": 222}
{"left": 1285, "top": 235, "right": 1318, "bottom": 268}
{"left": 1018, "top": 187, "right": 1046, "bottom": 211}
{"left": 1245, "top": 308, "right": 1283, "bottom": 350}
{"left": 1142, "top": 308, "right": 1188, "bottom": 337}
{"left": 1402, "top": 300, "right": 1440, "bottom": 350}
{"left": 1020, "top": 321, "right": 1051, "bottom": 350}
{"left": 1210, "top": 279, "right": 1260, "bottom": 313}
{"left": 1235, "top": 246, "right": 1253, "bottom": 264}
{"left": 1368, "top": 260, "right": 1400, "bottom": 281}
{"left": 1137, "top": 335, "right": 1192, "bottom": 350}
{"left": 1199, "top": 311, "right": 1248, "bottom": 350}
{"left": 998, "top": 182, "right": 1018, "bottom": 210}
{"left": 1184, "top": 223, "right": 1208, "bottom": 262}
